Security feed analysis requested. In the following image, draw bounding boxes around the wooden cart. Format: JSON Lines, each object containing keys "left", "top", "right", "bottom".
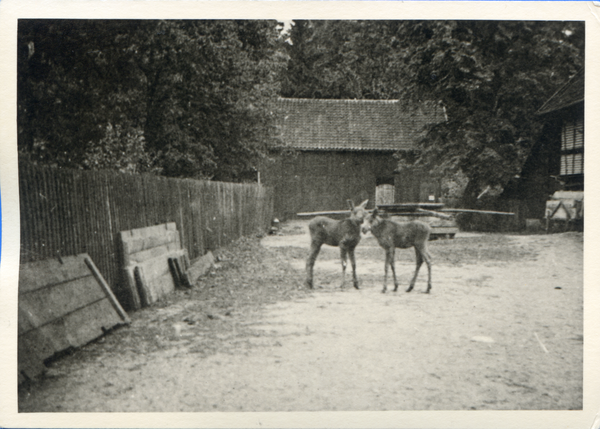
{"left": 376, "top": 203, "right": 458, "bottom": 239}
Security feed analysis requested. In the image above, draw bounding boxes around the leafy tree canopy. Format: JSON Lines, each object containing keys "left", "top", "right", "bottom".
{"left": 19, "top": 19, "right": 584, "bottom": 195}
{"left": 18, "top": 19, "right": 287, "bottom": 180}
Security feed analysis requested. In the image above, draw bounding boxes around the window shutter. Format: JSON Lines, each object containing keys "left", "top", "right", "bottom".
{"left": 560, "top": 116, "right": 584, "bottom": 176}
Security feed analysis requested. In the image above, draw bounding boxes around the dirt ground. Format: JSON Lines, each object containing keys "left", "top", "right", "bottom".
{"left": 18, "top": 220, "right": 583, "bottom": 412}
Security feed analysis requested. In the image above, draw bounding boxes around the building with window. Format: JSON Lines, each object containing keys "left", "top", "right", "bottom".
{"left": 537, "top": 69, "right": 584, "bottom": 190}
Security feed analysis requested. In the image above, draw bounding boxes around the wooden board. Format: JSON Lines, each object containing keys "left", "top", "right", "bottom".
{"left": 120, "top": 223, "right": 189, "bottom": 310}
{"left": 18, "top": 254, "right": 130, "bottom": 384}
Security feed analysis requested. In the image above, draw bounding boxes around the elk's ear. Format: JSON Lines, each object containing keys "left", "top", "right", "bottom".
{"left": 347, "top": 200, "right": 355, "bottom": 210}
{"left": 358, "top": 199, "right": 369, "bottom": 208}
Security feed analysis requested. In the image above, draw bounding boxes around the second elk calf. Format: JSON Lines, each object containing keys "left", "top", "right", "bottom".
{"left": 362, "top": 208, "right": 432, "bottom": 293}
{"left": 305, "top": 199, "right": 369, "bottom": 289}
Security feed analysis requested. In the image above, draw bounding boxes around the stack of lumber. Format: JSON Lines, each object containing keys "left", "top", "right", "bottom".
{"left": 120, "top": 222, "right": 190, "bottom": 310}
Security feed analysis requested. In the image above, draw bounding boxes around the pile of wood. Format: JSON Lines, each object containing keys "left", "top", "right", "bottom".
{"left": 120, "top": 223, "right": 191, "bottom": 311}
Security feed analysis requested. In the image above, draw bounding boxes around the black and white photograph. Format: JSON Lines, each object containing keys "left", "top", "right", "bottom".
{"left": 0, "top": 1, "right": 598, "bottom": 428}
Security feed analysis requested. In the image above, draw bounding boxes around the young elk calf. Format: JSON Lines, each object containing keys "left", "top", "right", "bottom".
{"left": 362, "top": 209, "right": 432, "bottom": 293}
{"left": 305, "top": 199, "right": 369, "bottom": 290}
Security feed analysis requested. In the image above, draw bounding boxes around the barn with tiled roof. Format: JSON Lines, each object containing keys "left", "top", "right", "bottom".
{"left": 260, "top": 98, "right": 445, "bottom": 219}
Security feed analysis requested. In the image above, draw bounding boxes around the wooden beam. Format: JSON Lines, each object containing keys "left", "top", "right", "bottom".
{"left": 386, "top": 212, "right": 434, "bottom": 217}
{"left": 378, "top": 203, "right": 445, "bottom": 212}
{"left": 296, "top": 210, "right": 352, "bottom": 217}
{"left": 85, "top": 257, "right": 131, "bottom": 323}
{"left": 440, "top": 208, "right": 515, "bottom": 216}
{"left": 296, "top": 206, "right": 514, "bottom": 217}
{"left": 415, "top": 208, "right": 454, "bottom": 220}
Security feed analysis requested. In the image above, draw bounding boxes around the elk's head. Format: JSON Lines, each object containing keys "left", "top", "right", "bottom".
{"left": 347, "top": 199, "right": 369, "bottom": 224}
{"left": 361, "top": 208, "right": 383, "bottom": 234}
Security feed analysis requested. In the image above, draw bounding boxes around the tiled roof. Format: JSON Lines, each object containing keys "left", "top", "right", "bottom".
{"left": 537, "top": 69, "right": 584, "bottom": 115}
{"left": 274, "top": 98, "right": 445, "bottom": 151}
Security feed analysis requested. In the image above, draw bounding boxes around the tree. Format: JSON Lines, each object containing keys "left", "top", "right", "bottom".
{"left": 280, "top": 20, "right": 365, "bottom": 99}
{"left": 393, "top": 21, "right": 584, "bottom": 204}
{"left": 132, "top": 20, "right": 287, "bottom": 180}
{"left": 18, "top": 19, "right": 287, "bottom": 180}
{"left": 18, "top": 20, "right": 144, "bottom": 170}
{"left": 280, "top": 20, "right": 415, "bottom": 99}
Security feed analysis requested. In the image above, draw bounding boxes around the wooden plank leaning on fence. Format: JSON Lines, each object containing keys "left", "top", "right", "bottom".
{"left": 18, "top": 254, "right": 130, "bottom": 384}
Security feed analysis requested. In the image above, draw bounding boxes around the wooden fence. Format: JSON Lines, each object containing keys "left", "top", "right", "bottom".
{"left": 19, "top": 163, "right": 274, "bottom": 310}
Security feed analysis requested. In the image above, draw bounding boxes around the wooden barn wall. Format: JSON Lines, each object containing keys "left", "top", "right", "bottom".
{"left": 19, "top": 163, "right": 274, "bottom": 309}
{"left": 260, "top": 151, "right": 399, "bottom": 218}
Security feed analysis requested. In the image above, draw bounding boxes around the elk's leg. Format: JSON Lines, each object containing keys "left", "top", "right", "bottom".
{"left": 407, "top": 247, "right": 423, "bottom": 293}
{"left": 339, "top": 246, "right": 348, "bottom": 288}
{"left": 382, "top": 247, "right": 393, "bottom": 293}
{"left": 348, "top": 247, "right": 359, "bottom": 289}
{"left": 389, "top": 247, "right": 399, "bottom": 292}
{"left": 305, "top": 241, "right": 322, "bottom": 289}
{"left": 421, "top": 244, "right": 432, "bottom": 293}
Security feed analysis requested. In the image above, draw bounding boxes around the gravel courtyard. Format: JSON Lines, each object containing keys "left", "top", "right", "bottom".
{"left": 19, "top": 220, "right": 583, "bottom": 412}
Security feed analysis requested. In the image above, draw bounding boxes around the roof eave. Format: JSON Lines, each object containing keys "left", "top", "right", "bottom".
{"left": 536, "top": 98, "right": 584, "bottom": 116}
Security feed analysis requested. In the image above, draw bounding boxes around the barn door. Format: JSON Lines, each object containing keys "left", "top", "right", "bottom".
{"left": 376, "top": 184, "right": 395, "bottom": 205}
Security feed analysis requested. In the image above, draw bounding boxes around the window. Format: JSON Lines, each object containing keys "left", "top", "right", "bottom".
{"left": 560, "top": 116, "right": 584, "bottom": 176}
{"left": 561, "top": 117, "right": 583, "bottom": 151}
{"left": 561, "top": 153, "right": 584, "bottom": 176}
